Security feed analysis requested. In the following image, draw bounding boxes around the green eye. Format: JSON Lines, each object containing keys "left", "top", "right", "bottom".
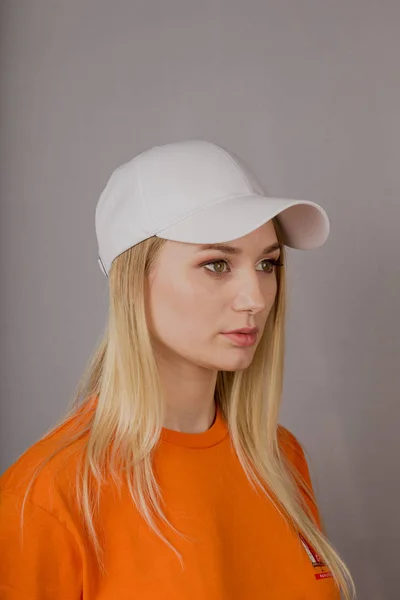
{"left": 203, "top": 258, "right": 283, "bottom": 275}
{"left": 258, "top": 260, "right": 273, "bottom": 273}
{"left": 210, "top": 261, "right": 227, "bottom": 273}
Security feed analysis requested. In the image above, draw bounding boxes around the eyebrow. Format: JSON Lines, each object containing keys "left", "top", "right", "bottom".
{"left": 196, "top": 242, "right": 282, "bottom": 256}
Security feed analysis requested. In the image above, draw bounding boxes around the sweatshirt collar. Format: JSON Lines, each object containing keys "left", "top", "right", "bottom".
{"left": 160, "top": 403, "right": 229, "bottom": 449}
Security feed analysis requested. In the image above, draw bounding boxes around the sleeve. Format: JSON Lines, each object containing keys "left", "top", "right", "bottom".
{"left": 278, "top": 426, "right": 325, "bottom": 532}
{"left": 0, "top": 488, "right": 83, "bottom": 599}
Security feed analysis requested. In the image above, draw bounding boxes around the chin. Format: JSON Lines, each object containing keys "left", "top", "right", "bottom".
{"left": 214, "top": 354, "right": 255, "bottom": 372}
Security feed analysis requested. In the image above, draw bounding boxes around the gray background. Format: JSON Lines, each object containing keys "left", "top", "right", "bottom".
{"left": 1, "top": 1, "right": 399, "bottom": 598}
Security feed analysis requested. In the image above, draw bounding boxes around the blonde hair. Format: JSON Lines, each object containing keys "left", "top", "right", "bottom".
{"left": 20, "top": 217, "right": 356, "bottom": 599}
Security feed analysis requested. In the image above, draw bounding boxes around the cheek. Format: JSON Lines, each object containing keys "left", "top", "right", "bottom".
{"left": 146, "top": 275, "right": 217, "bottom": 345}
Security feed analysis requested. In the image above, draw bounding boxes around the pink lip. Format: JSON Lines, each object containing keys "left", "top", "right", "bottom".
{"left": 224, "top": 327, "right": 259, "bottom": 334}
{"left": 221, "top": 332, "right": 258, "bottom": 347}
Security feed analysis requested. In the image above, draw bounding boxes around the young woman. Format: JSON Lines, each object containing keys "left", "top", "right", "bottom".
{"left": 0, "top": 140, "right": 356, "bottom": 599}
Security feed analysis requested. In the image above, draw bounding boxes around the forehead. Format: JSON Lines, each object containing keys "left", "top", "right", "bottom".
{"left": 189, "top": 220, "right": 279, "bottom": 254}
{"left": 152, "top": 223, "right": 280, "bottom": 272}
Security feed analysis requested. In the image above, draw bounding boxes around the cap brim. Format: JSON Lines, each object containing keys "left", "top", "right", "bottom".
{"left": 155, "top": 194, "right": 330, "bottom": 250}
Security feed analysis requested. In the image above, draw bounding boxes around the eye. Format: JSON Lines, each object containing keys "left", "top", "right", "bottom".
{"left": 256, "top": 258, "right": 284, "bottom": 274}
{"left": 202, "top": 258, "right": 283, "bottom": 276}
{"left": 203, "top": 260, "right": 229, "bottom": 274}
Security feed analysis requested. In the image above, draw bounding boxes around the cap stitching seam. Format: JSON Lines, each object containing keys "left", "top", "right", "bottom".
{"left": 215, "top": 145, "right": 258, "bottom": 192}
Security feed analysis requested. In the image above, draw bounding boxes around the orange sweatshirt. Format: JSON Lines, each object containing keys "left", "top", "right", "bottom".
{"left": 0, "top": 403, "right": 339, "bottom": 599}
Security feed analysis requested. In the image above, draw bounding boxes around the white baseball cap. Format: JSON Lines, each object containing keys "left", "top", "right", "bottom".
{"left": 95, "top": 139, "right": 330, "bottom": 277}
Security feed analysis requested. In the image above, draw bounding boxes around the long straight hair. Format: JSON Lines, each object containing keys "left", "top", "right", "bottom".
{"left": 21, "top": 217, "right": 356, "bottom": 599}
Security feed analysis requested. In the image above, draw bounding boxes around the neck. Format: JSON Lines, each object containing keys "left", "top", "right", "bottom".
{"left": 156, "top": 355, "right": 218, "bottom": 433}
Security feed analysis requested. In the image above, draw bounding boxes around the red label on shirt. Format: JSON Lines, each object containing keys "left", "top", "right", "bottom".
{"left": 299, "top": 534, "right": 334, "bottom": 580}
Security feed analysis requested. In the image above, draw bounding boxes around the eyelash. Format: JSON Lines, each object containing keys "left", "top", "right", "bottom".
{"left": 201, "top": 258, "right": 284, "bottom": 276}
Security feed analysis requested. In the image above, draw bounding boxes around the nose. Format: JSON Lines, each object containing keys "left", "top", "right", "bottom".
{"left": 232, "top": 271, "right": 270, "bottom": 315}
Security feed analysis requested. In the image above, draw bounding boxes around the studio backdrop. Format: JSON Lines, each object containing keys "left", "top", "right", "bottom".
{"left": 1, "top": 1, "right": 399, "bottom": 598}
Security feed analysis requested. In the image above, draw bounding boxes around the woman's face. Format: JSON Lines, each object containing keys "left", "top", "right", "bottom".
{"left": 145, "top": 220, "right": 280, "bottom": 373}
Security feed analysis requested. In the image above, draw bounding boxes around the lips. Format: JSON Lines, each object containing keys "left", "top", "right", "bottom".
{"left": 224, "top": 327, "right": 259, "bottom": 334}
{"left": 222, "top": 331, "right": 258, "bottom": 347}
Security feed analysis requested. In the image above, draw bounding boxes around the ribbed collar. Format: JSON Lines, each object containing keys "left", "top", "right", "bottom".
{"left": 160, "top": 403, "right": 229, "bottom": 449}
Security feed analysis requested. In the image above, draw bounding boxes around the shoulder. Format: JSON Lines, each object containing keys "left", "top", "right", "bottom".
{"left": 277, "top": 423, "right": 312, "bottom": 484}
{"left": 0, "top": 402, "right": 93, "bottom": 518}
{"left": 277, "top": 424, "right": 307, "bottom": 465}
{"left": 277, "top": 424, "right": 323, "bottom": 529}
{"left": 0, "top": 414, "right": 88, "bottom": 598}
